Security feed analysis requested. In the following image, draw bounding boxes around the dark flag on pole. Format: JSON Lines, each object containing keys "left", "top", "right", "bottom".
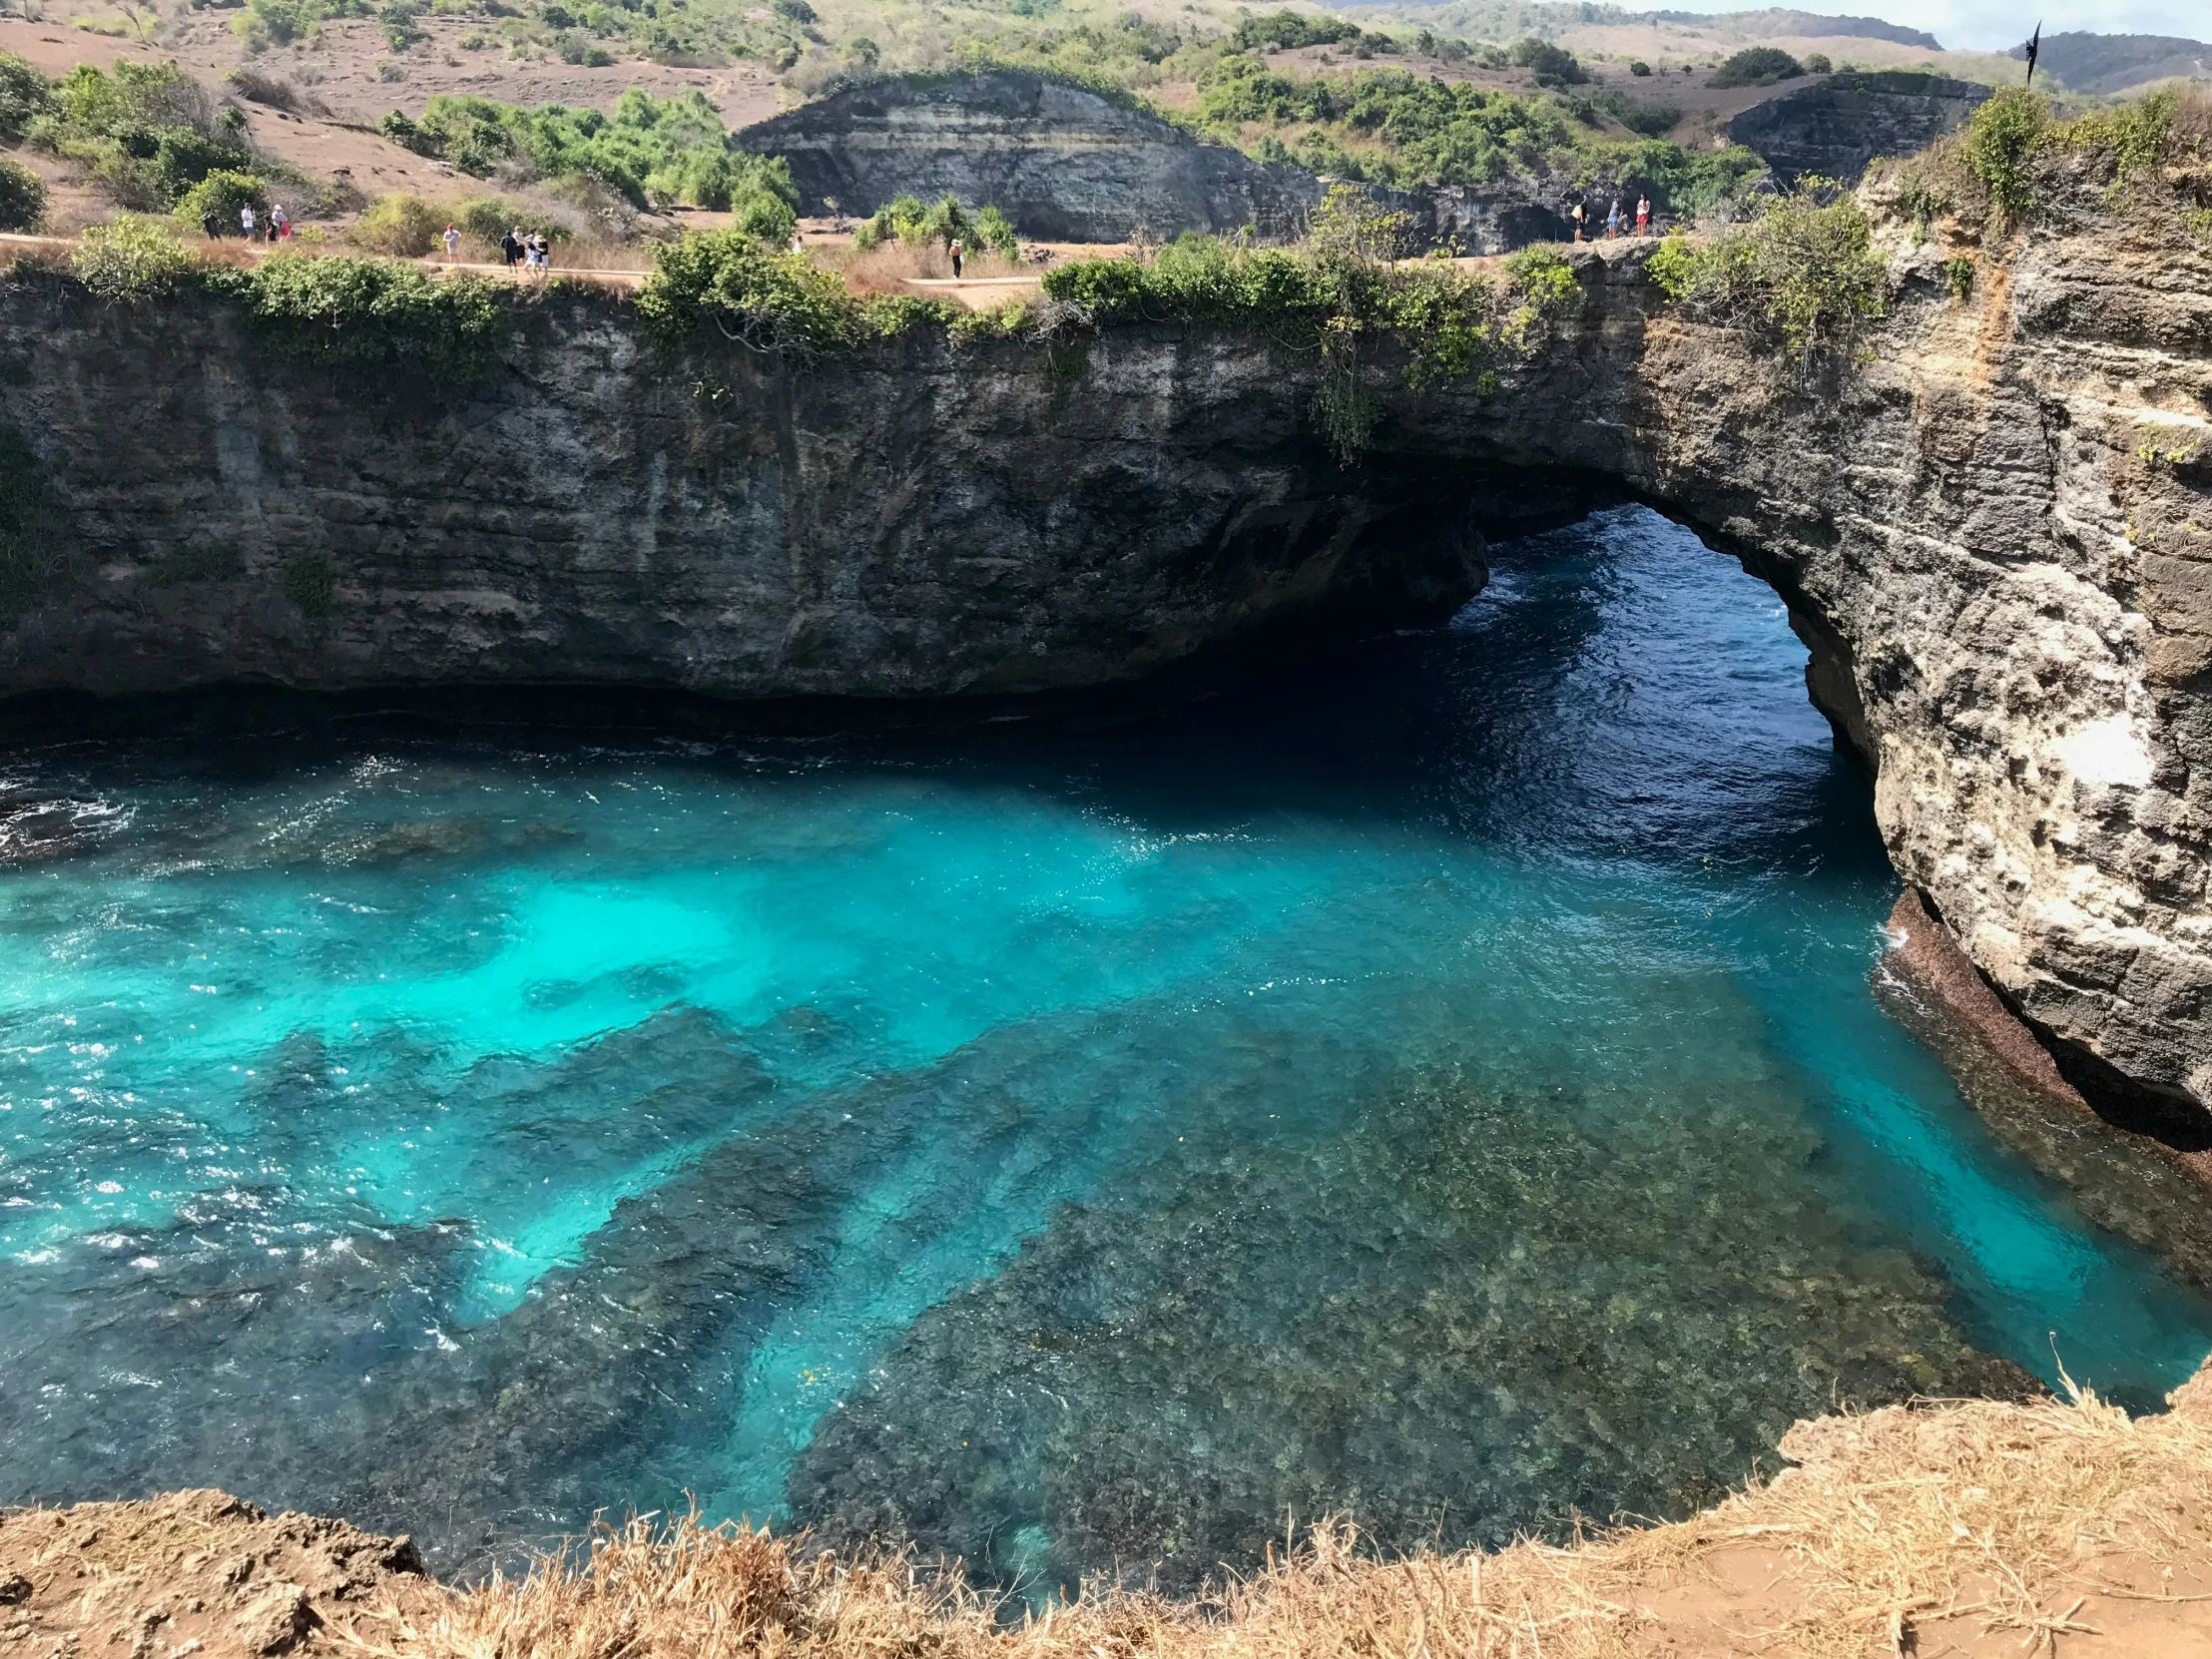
{"left": 2024, "top": 21, "right": 2041, "bottom": 87}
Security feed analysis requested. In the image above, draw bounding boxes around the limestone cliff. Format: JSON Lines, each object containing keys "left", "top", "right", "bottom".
{"left": 0, "top": 201, "right": 2208, "bottom": 1116}
{"left": 731, "top": 71, "right": 1319, "bottom": 242}
{"left": 1727, "top": 71, "right": 1992, "bottom": 187}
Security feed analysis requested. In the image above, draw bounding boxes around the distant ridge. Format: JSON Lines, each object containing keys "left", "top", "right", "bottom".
{"left": 1330, "top": 2, "right": 1943, "bottom": 51}
{"left": 1644, "top": 9, "right": 1942, "bottom": 51}
{"left": 2004, "top": 31, "right": 2211, "bottom": 96}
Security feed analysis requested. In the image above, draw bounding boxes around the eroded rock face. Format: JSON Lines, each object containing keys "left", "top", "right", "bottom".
{"left": 732, "top": 70, "right": 1319, "bottom": 241}
{"left": 1727, "top": 71, "right": 1992, "bottom": 186}
{"left": 0, "top": 212, "right": 2207, "bottom": 1113}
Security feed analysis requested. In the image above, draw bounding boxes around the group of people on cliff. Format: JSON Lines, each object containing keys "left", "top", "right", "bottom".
{"left": 202, "top": 203, "right": 290, "bottom": 242}
{"left": 1569, "top": 195, "right": 1651, "bottom": 242}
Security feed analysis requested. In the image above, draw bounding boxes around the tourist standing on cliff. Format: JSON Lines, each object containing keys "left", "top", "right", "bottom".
{"left": 949, "top": 239, "right": 963, "bottom": 278}
{"left": 500, "top": 228, "right": 522, "bottom": 269}
{"left": 1606, "top": 199, "right": 1622, "bottom": 239}
{"left": 201, "top": 207, "right": 222, "bottom": 240}
{"left": 239, "top": 204, "right": 256, "bottom": 241}
{"left": 271, "top": 205, "right": 289, "bottom": 241}
{"left": 1636, "top": 195, "right": 1650, "bottom": 235}
{"left": 442, "top": 223, "right": 460, "bottom": 263}
{"left": 1570, "top": 200, "right": 1584, "bottom": 242}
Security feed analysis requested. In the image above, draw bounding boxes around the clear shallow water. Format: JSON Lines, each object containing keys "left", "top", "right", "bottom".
{"left": 4, "top": 506, "right": 2211, "bottom": 1592}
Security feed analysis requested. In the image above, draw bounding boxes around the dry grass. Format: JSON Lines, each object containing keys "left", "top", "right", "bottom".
{"left": 323, "top": 1364, "right": 2212, "bottom": 1659}
{"left": 825, "top": 240, "right": 1031, "bottom": 296}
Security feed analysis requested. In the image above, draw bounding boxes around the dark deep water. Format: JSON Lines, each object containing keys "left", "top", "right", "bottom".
{"left": 4, "top": 506, "right": 2210, "bottom": 1594}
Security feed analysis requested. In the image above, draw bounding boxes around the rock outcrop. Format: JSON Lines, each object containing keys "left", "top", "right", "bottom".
{"left": 1728, "top": 71, "right": 1992, "bottom": 186}
{"left": 1, "top": 197, "right": 2209, "bottom": 1117}
{"left": 732, "top": 70, "right": 1319, "bottom": 241}
{"left": 0, "top": 1488, "right": 433, "bottom": 1656}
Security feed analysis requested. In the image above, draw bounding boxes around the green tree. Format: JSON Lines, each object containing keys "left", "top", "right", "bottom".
{"left": 1710, "top": 48, "right": 1803, "bottom": 87}
{"left": 0, "top": 158, "right": 44, "bottom": 232}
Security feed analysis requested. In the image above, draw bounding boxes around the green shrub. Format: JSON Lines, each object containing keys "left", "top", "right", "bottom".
{"left": 1507, "top": 38, "right": 1585, "bottom": 88}
{"left": 0, "top": 158, "right": 44, "bottom": 232}
{"left": 235, "top": 0, "right": 330, "bottom": 48}
{"left": 852, "top": 194, "right": 1015, "bottom": 255}
{"left": 638, "top": 229, "right": 866, "bottom": 357}
{"left": 381, "top": 88, "right": 797, "bottom": 222}
{"left": 1960, "top": 88, "right": 2046, "bottom": 231}
{"left": 377, "top": 0, "right": 422, "bottom": 49}
{"left": 972, "top": 205, "right": 1018, "bottom": 258}
{"left": 174, "top": 169, "right": 267, "bottom": 229}
{"left": 1804, "top": 53, "right": 1832, "bottom": 74}
{"left": 283, "top": 554, "right": 333, "bottom": 617}
{"left": 1041, "top": 187, "right": 1578, "bottom": 453}
{"left": 732, "top": 186, "right": 796, "bottom": 244}
{"left": 1593, "top": 90, "right": 1681, "bottom": 138}
{"left": 0, "top": 50, "right": 51, "bottom": 140}
{"left": 71, "top": 215, "right": 195, "bottom": 300}
{"left": 1230, "top": 9, "right": 1360, "bottom": 52}
{"left": 453, "top": 194, "right": 568, "bottom": 245}
{"left": 2063, "top": 88, "right": 2179, "bottom": 208}
{"left": 1644, "top": 180, "right": 1888, "bottom": 366}
{"left": 350, "top": 191, "right": 443, "bottom": 255}
{"left": 1710, "top": 48, "right": 1802, "bottom": 88}
{"left": 29, "top": 60, "right": 255, "bottom": 211}
{"left": 1628, "top": 59, "right": 1650, "bottom": 77}
{"left": 1943, "top": 256, "right": 1974, "bottom": 301}
{"left": 220, "top": 253, "right": 508, "bottom": 380}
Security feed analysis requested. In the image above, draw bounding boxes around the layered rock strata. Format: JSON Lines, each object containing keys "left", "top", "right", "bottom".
{"left": 1727, "top": 71, "right": 1992, "bottom": 186}
{"left": 732, "top": 70, "right": 1319, "bottom": 241}
{"left": 0, "top": 208, "right": 2207, "bottom": 1113}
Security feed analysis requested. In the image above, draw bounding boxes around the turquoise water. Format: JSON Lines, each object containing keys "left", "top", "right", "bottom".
{"left": 4, "top": 506, "right": 2210, "bottom": 1590}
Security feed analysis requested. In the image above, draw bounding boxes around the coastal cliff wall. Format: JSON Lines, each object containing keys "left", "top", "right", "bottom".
{"left": 731, "top": 71, "right": 1320, "bottom": 241}
{"left": 1, "top": 211, "right": 2209, "bottom": 1116}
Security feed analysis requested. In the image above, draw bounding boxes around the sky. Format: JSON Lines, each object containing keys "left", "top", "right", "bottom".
{"left": 1690, "top": 0, "right": 2207, "bottom": 53}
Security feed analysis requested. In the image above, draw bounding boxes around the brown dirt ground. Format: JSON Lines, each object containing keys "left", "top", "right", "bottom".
{"left": 0, "top": 14, "right": 784, "bottom": 233}
{"left": 0, "top": 14, "right": 782, "bottom": 129}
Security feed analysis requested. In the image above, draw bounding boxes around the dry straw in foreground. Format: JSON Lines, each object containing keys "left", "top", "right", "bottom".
{"left": 332, "top": 1360, "right": 2212, "bottom": 1659}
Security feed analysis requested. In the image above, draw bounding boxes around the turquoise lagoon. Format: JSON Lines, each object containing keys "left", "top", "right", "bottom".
{"left": 3, "top": 506, "right": 2209, "bottom": 1592}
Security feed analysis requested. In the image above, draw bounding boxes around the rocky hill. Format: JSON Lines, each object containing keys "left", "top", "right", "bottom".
{"left": 1727, "top": 70, "right": 1990, "bottom": 185}
{"left": 2012, "top": 32, "right": 2212, "bottom": 97}
{"left": 731, "top": 70, "right": 1318, "bottom": 241}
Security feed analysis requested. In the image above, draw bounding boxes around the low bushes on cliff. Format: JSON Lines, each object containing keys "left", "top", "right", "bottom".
{"left": 1645, "top": 180, "right": 1888, "bottom": 369}
{"left": 70, "top": 215, "right": 198, "bottom": 301}
{"left": 207, "top": 254, "right": 508, "bottom": 379}
{"left": 380, "top": 88, "right": 798, "bottom": 228}
{"left": 638, "top": 229, "right": 905, "bottom": 357}
{"left": 0, "top": 157, "right": 43, "bottom": 234}
{"left": 1885, "top": 85, "right": 2212, "bottom": 244}
{"left": 1041, "top": 190, "right": 1580, "bottom": 459}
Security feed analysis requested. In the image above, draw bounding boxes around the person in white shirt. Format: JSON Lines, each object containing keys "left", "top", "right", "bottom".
{"left": 240, "top": 204, "right": 257, "bottom": 240}
{"left": 443, "top": 224, "right": 460, "bottom": 262}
